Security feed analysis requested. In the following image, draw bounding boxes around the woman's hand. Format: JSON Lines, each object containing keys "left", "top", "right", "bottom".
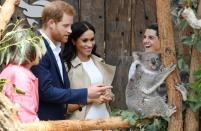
{"left": 89, "top": 94, "right": 112, "bottom": 104}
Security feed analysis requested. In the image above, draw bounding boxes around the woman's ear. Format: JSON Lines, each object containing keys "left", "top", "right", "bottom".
{"left": 72, "top": 40, "right": 75, "bottom": 46}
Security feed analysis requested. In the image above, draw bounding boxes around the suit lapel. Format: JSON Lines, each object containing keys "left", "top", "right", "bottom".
{"left": 43, "top": 38, "right": 64, "bottom": 85}
{"left": 59, "top": 53, "right": 69, "bottom": 87}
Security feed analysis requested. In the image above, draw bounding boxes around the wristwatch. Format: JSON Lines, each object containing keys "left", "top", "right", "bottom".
{"left": 78, "top": 105, "right": 84, "bottom": 111}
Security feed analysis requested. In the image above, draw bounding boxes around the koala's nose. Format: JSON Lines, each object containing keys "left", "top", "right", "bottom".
{"left": 151, "top": 58, "right": 156, "bottom": 65}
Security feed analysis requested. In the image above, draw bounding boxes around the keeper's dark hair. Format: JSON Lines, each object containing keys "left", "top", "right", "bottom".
{"left": 62, "top": 21, "right": 99, "bottom": 70}
{"left": 146, "top": 23, "right": 159, "bottom": 37}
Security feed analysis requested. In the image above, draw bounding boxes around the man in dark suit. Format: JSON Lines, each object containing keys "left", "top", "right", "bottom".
{"left": 31, "top": 1, "right": 112, "bottom": 120}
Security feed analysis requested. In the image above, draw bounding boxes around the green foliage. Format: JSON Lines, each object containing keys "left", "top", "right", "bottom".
{"left": 111, "top": 109, "right": 168, "bottom": 131}
{"left": 178, "top": 57, "right": 189, "bottom": 72}
{"left": 195, "top": 37, "right": 201, "bottom": 52}
{"left": 178, "top": 19, "right": 189, "bottom": 32}
{"left": 179, "top": 29, "right": 201, "bottom": 51}
{"left": 187, "top": 66, "right": 201, "bottom": 111}
{"left": 0, "top": 79, "right": 7, "bottom": 92}
{"left": 191, "top": 0, "right": 198, "bottom": 8}
{"left": 180, "top": 35, "right": 194, "bottom": 45}
{"left": 0, "top": 20, "right": 46, "bottom": 67}
{"left": 176, "top": 0, "right": 201, "bottom": 111}
{"left": 140, "top": 118, "right": 168, "bottom": 131}
{"left": 111, "top": 109, "right": 141, "bottom": 126}
{"left": 176, "top": 45, "right": 189, "bottom": 74}
{"left": 177, "top": 0, "right": 201, "bottom": 51}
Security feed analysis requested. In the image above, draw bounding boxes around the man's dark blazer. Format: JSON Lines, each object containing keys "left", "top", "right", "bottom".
{"left": 31, "top": 38, "right": 87, "bottom": 120}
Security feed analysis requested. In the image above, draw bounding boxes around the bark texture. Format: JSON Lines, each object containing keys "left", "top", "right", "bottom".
{"left": 156, "top": 0, "right": 183, "bottom": 131}
{"left": 0, "top": 0, "right": 20, "bottom": 37}
{"left": 22, "top": 117, "right": 131, "bottom": 131}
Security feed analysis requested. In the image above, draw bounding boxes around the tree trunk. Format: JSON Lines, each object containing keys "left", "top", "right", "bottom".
{"left": 22, "top": 117, "right": 131, "bottom": 131}
{"left": 0, "top": 0, "right": 20, "bottom": 37}
{"left": 156, "top": 0, "right": 183, "bottom": 131}
{"left": 184, "top": 108, "right": 199, "bottom": 131}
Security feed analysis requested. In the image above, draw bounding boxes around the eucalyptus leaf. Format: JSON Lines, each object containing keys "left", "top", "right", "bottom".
{"left": 111, "top": 109, "right": 168, "bottom": 130}
{"left": 127, "top": 116, "right": 137, "bottom": 125}
{"left": 178, "top": 19, "right": 188, "bottom": 32}
{"left": 0, "top": 21, "right": 46, "bottom": 67}
{"left": 192, "top": 0, "right": 198, "bottom": 8}
{"left": 0, "top": 79, "right": 6, "bottom": 92}
{"left": 181, "top": 36, "right": 194, "bottom": 45}
{"left": 5, "top": 50, "right": 12, "bottom": 65}
{"left": 195, "top": 38, "right": 201, "bottom": 52}
{"left": 189, "top": 102, "right": 201, "bottom": 112}
{"left": 193, "top": 66, "right": 201, "bottom": 79}
{"left": 0, "top": 49, "right": 6, "bottom": 65}
{"left": 186, "top": 66, "right": 201, "bottom": 111}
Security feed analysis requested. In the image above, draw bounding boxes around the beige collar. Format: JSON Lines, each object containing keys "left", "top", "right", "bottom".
{"left": 71, "top": 55, "right": 103, "bottom": 67}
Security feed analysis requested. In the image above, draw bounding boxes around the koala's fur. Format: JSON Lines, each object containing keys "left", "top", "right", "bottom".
{"left": 125, "top": 52, "right": 176, "bottom": 117}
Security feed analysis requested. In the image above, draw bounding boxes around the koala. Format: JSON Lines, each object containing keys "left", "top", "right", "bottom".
{"left": 126, "top": 52, "right": 176, "bottom": 117}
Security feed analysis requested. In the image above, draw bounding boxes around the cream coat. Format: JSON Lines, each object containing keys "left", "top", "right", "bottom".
{"left": 67, "top": 55, "right": 116, "bottom": 120}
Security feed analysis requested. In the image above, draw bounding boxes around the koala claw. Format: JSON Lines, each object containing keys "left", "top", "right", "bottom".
{"left": 175, "top": 84, "right": 187, "bottom": 101}
{"left": 167, "top": 105, "right": 176, "bottom": 117}
{"left": 160, "top": 64, "right": 176, "bottom": 73}
{"left": 161, "top": 95, "right": 167, "bottom": 102}
{"left": 167, "top": 64, "right": 177, "bottom": 72}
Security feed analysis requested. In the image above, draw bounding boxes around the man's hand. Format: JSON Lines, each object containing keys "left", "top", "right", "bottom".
{"left": 87, "top": 84, "right": 112, "bottom": 99}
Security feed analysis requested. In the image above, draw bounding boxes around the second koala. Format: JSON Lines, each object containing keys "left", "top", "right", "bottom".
{"left": 126, "top": 52, "right": 176, "bottom": 117}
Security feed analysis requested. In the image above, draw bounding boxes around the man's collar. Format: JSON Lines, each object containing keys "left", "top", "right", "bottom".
{"left": 39, "top": 29, "right": 61, "bottom": 53}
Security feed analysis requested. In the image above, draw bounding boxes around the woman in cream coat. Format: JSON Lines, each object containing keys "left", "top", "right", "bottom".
{"left": 63, "top": 21, "right": 116, "bottom": 120}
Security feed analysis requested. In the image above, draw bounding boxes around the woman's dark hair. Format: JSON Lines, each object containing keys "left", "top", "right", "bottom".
{"left": 62, "top": 21, "right": 99, "bottom": 69}
{"left": 147, "top": 23, "right": 159, "bottom": 37}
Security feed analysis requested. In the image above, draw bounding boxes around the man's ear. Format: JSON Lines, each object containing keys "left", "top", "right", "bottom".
{"left": 47, "top": 19, "right": 56, "bottom": 29}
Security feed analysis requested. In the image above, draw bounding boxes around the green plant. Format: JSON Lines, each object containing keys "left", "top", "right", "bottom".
{"left": 177, "top": 0, "right": 201, "bottom": 51}
{"left": 187, "top": 66, "right": 201, "bottom": 111}
{"left": 176, "top": 0, "right": 201, "bottom": 112}
{"left": 0, "top": 79, "right": 7, "bottom": 92}
{"left": 111, "top": 109, "right": 168, "bottom": 131}
{"left": 0, "top": 19, "right": 46, "bottom": 68}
